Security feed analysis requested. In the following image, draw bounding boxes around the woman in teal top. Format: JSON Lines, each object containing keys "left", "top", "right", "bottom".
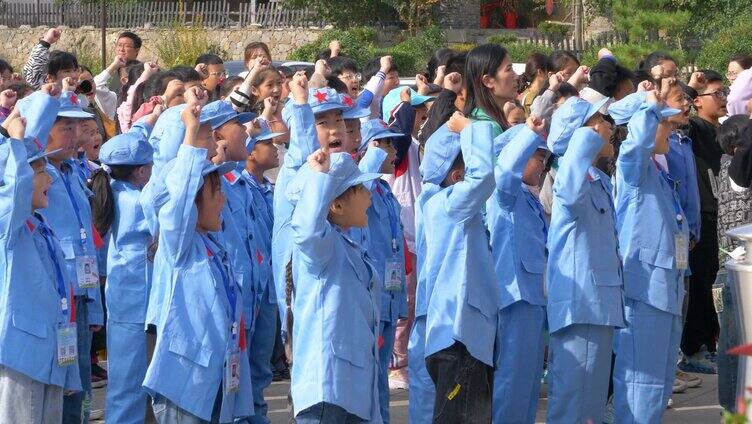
{"left": 462, "top": 44, "right": 520, "bottom": 137}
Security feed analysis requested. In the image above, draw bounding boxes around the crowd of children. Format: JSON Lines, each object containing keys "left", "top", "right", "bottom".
{"left": 0, "top": 24, "right": 751, "bottom": 424}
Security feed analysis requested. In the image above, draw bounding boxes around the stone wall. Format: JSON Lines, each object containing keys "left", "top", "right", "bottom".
{"left": 438, "top": 0, "right": 481, "bottom": 29}
{"left": 0, "top": 25, "right": 325, "bottom": 68}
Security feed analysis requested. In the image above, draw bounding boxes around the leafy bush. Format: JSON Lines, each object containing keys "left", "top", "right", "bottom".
{"left": 502, "top": 42, "right": 554, "bottom": 63}
{"left": 69, "top": 35, "right": 104, "bottom": 75}
{"left": 580, "top": 42, "right": 686, "bottom": 70}
{"left": 696, "top": 13, "right": 752, "bottom": 74}
{"left": 537, "top": 21, "right": 572, "bottom": 41}
{"left": 451, "top": 43, "right": 477, "bottom": 53}
{"left": 289, "top": 25, "right": 445, "bottom": 75}
{"left": 155, "top": 16, "right": 227, "bottom": 69}
{"left": 486, "top": 33, "right": 519, "bottom": 45}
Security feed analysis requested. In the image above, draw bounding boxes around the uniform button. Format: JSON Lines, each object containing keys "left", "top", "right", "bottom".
{"left": 239, "top": 180, "right": 245, "bottom": 185}
{"left": 600, "top": 208, "right": 606, "bottom": 214}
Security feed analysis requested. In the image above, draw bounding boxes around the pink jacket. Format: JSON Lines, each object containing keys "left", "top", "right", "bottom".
{"left": 728, "top": 68, "right": 752, "bottom": 116}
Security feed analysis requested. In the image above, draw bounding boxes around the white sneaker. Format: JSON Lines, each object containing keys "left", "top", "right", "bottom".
{"left": 673, "top": 378, "right": 688, "bottom": 393}
{"left": 388, "top": 370, "right": 409, "bottom": 390}
{"left": 667, "top": 397, "right": 674, "bottom": 409}
{"left": 675, "top": 370, "right": 702, "bottom": 388}
{"left": 602, "top": 394, "right": 615, "bottom": 424}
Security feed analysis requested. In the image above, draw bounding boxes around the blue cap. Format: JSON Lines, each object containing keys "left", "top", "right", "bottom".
{"left": 341, "top": 93, "right": 371, "bottom": 120}
{"left": 246, "top": 127, "right": 284, "bottom": 151}
{"left": 420, "top": 124, "right": 461, "bottom": 185}
{"left": 15, "top": 90, "right": 60, "bottom": 143}
{"left": 199, "top": 100, "right": 255, "bottom": 130}
{"left": 24, "top": 136, "right": 61, "bottom": 163}
{"left": 286, "top": 153, "right": 381, "bottom": 205}
{"left": 57, "top": 91, "right": 94, "bottom": 119}
{"left": 548, "top": 96, "right": 610, "bottom": 156}
{"left": 309, "top": 87, "right": 348, "bottom": 115}
{"left": 150, "top": 158, "right": 235, "bottom": 212}
{"left": 359, "top": 119, "right": 404, "bottom": 151}
{"left": 493, "top": 124, "right": 548, "bottom": 157}
{"left": 608, "top": 91, "right": 682, "bottom": 125}
{"left": 99, "top": 133, "right": 154, "bottom": 166}
{"left": 382, "top": 87, "right": 434, "bottom": 122}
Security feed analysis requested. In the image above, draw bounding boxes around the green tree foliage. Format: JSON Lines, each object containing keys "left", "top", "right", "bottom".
{"left": 581, "top": 42, "right": 685, "bottom": 70}
{"left": 671, "top": 0, "right": 752, "bottom": 40}
{"left": 289, "top": 26, "right": 445, "bottom": 75}
{"left": 696, "top": 13, "right": 752, "bottom": 75}
{"left": 285, "top": 0, "right": 390, "bottom": 29}
{"left": 155, "top": 15, "right": 227, "bottom": 68}
{"left": 612, "top": 0, "right": 689, "bottom": 44}
{"left": 381, "top": 0, "right": 440, "bottom": 32}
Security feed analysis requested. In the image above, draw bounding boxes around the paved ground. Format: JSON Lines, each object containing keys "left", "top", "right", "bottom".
{"left": 91, "top": 371, "right": 723, "bottom": 423}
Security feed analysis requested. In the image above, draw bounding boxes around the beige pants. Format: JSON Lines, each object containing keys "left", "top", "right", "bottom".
{"left": 0, "top": 366, "right": 63, "bottom": 424}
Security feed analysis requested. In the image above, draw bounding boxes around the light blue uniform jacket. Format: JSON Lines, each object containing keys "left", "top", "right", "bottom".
{"left": 614, "top": 103, "right": 688, "bottom": 315}
{"left": 486, "top": 126, "right": 548, "bottom": 309}
{"left": 359, "top": 147, "right": 408, "bottom": 323}
{"left": 243, "top": 170, "right": 275, "bottom": 304}
{"left": 422, "top": 122, "right": 499, "bottom": 366}
{"left": 271, "top": 103, "right": 319, "bottom": 329}
{"left": 143, "top": 145, "right": 252, "bottom": 422}
{"left": 547, "top": 127, "right": 626, "bottom": 333}
{"left": 665, "top": 132, "right": 701, "bottom": 243}
{"left": 105, "top": 179, "right": 153, "bottom": 324}
{"left": 289, "top": 169, "right": 381, "bottom": 422}
{"left": 0, "top": 138, "right": 81, "bottom": 390}
{"left": 40, "top": 160, "right": 103, "bottom": 326}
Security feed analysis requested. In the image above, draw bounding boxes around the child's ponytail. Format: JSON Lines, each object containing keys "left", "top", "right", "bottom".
{"left": 90, "top": 168, "right": 115, "bottom": 237}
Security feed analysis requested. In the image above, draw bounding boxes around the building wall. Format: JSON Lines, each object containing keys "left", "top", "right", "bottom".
{"left": 438, "top": 0, "right": 481, "bottom": 29}
{"left": 0, "top": 25, "right": 325, "bottom": 68}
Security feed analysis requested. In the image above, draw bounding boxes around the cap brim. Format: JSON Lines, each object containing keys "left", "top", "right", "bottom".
{"left": 204, "top": 161, "right": 236, "bottom": 177}
{"left": 372, "top": 131, "right": 404, "bottom": 140}
{"left": 661, "top": 108, "right": 682, "bottom": 120}
{"left": 255, "top": 131, "right": 285, "bottom": 141}
{"left": 58, "top": 110, "right": 94, "bottom": 119}
{"left": 335, "top": 172, "right": 382, "bottom": 198}
{"left": 212, "top": 112, "right": 257, "bottom": 129}
{"left": 411, "top": 94, "right": 434, "bottom": 106}
{"left": 343, "top": 106, "right": 371, "bottom": 120}
{"left": 587, "top": 97, "right": 611, "bottom": 120}
{"left": 312, "top": 103, "right": 348, "bottom": 115}
{"left": 29, "top": 148, "right": 63, "bottom": 163}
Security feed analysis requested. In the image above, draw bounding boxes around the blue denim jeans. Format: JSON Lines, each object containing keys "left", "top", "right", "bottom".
{"left": 295, "top": 402, "right": 365, "bottom": 424}
{"left": 153, "top": 394, "right": 220, "bottom": 424}
{"left": 63, "top": 297, "right": 92, "bottom": 424}
{"left": 717, "top": 269, "right": 739, "bottom": 411}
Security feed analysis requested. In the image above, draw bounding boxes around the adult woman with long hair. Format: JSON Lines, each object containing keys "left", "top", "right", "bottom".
{"left": 463, "top": 43, "right": 519, "bottom": 136}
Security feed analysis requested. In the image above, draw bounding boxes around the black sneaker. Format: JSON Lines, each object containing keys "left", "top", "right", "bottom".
{"left": 273, "top": 368, "right": 291, "bottom": 381}
{"left": 92, "top": 363, "right": 108, "bottom": 380}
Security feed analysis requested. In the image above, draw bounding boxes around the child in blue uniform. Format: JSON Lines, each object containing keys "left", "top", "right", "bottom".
{"left": 357, "top": 119, "right": 408, "bottom": 424}
{"left": 545, "top": 96, "right": 625, "bottom": 424}
{"left": 0, "top": 87, "right": 80, "bottom": 422}
{"left": 421, "top": 113, "right": 498, "bottom": 422}
{"left": 90, "top": 119, "right": 157, "bottom": 424}
{"left": 222, "top": 126, "right": 283, "bottom": 423}
{"left": 608, "top": 88, "right": 686, "bottom": 423}
{"left": 287, "top": 148, "right": 383, "bottom": 423}
{"left": 486, "top": 117, "right": 550, "bottom": 424}
{"left": 143, "top": 102, "right": 252, "bottom": 423}
{"left": 36, "top": 90, "right": 104, "bottom": 424}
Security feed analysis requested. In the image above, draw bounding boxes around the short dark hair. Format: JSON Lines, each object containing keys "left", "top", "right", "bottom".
{"left": 718, "top": 114, "right": 752, "bottom": 155}
{"left": 556, "top": 82, "right": 579, "bottom": 99}
{"left": 362, "top": 57, "right": 396, "bottom": 83}
{"left": 147, "top": 70, "right": 182, "bottom": 97}
{"left": 118, "top": 31, "right": 142, "bottom": 50}
{"left": 427, "top": 48, "right": 457, "bottom": 82}
{"left": 0, "top": 59, "right": 13, "bottom": 74}
{"left": 639, "top": 51, "right": 677, "bottom": 73}
{"left": 701, "top": 69, "right": 725, "bottom": 86}
{"left": 221, "top": 76, "right": 244, "bottom": 98}
{"left": 170, "top": 65, "right": 202, "bottom": 83}
{"left": 276, "top": 65, "right": 294, "bottom": 79}
{"left": 730, "top": 54, "right": 752, "bottom": 70}
{"left": 243, "top": 42, "right": 271, "bottom": 63}
{"left": 326, "top": 75, "right": 349, "bottom": 94}
{"left": 48, "top": 51, "right": 78, "bottom": 77}
{"left": 327, "top": 56, "right": 358, "bottom": 76}
{"left": 444, "top": 52, "right": 466, "bottom": 76}
{"left": 195, "top": 53, "right": 223, "bottom": 66}
{"left": 550, "top": 50, "right": 580, "bottom": 72}
{"left": 0, "top": 81, "right": 33, "bottom": 98}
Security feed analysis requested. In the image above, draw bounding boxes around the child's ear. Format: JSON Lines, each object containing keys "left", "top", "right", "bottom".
{"left": 45, "top": 74, "right": 55, "bottom": 84}
{"left": 450, "top": 168, "right": 464, "bottom": 184}
{"left": 693, "top": 97, "right": 703, "bottom": 110}
{"left": 329, "top": 200, "right": 345, "bottom": 217}
{"left": 120, "top": 76, "right": 129, "bottom": 86}
{"left": 251, "top": 86, "right": 261, "bottom": 97}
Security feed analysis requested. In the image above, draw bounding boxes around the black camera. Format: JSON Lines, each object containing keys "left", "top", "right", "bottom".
{"left": 76, "top": 79, "right": 94, "bottom": 95}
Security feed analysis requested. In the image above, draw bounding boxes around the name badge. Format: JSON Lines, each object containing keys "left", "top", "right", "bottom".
{"left": 76, "top": 256, "right": 99, "bottom": 289}
{"left": 224, "top": 350, "right": 241, "bottom": 394}
{"left": 675, "top": 233, "right": 688, "bottom": 271}
{"left": 384, "top": 260, "right": 403, "bottom": 291}
{"left": 56, "top": 323, "right": 78, "bottom": 366}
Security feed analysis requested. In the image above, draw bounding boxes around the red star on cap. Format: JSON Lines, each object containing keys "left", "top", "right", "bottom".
{"left": 70, "top": 93, "right": 79, "bottom": 106}
{"left": 342, "top": 95, "right": 354, "bottom": 107}
{"left": 313, "top": 90, "right": 328, "bottom": 103}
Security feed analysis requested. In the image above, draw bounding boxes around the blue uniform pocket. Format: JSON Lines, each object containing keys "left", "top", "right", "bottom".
{"left": 331, "top": 340, "right": 368, "bottom": 368}
{"left": 168, "top": 335, "right": 213, "bottom": 368}
{"left": 638, "top": 247, "right": 675, "bottom": 270}
{"left": 521, "top": 257, "right": 545, "bottom": 274}
{"left": 590, "top": 269, "right": 622, "bottom": 287}
{"left": 12, "top": 314, "right": 48, "bottom": 339}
